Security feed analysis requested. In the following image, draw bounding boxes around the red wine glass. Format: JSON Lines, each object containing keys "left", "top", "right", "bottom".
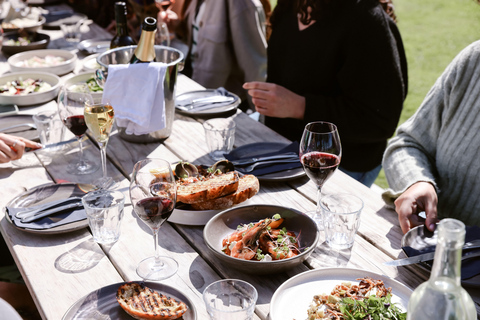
{"left": 57, "top": 85, "right": 98, "bottom": 175}
{"left": 299, "top": 121, "right": 342, "bottom": 229}
{"left": 130, "top": 158, "right": 178, "bottom": 280}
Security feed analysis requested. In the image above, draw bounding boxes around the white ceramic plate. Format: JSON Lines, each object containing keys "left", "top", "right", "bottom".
{"left": 269, "top": 268, "right": 412, "bottom": 320}
{"left": 169, "top": 198, "right": 252, "bottom": 226}
{"left": 63, "top": 72, "right": 103, "bottom": 100}
{"left": 0, "top": 71, "right": 61, "bottom": 106}
{"left": 8, "top": 49, "right": 77, "bottom": 75}
{"left": 77, "top": 39, "right": 110, "bottom": 55}
{"left": 81, "top": 53, "right": 101, "bottom": 72}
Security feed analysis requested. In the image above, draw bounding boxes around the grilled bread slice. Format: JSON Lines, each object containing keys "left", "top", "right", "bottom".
{"left": 177, "top": 171, "right": 239, "bottom": 204}
{"left": 191, "top": 174, "right": 260, "bottom": 210}
{"left": 116, "top": 282, "right": 187, "bottom": 320}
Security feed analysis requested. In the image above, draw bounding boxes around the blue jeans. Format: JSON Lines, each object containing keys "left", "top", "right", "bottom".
{"left": 339, "top": 165, "right": 382, "bottom": 187}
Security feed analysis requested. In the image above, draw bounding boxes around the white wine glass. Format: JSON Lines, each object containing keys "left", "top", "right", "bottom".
{"left": 299, "top": 121, "right": 342, "bottom": 229}
{"left": 130, "top": 158, "right": 178, "bottom": 280}
{"left": 84, "top": 94, "right": 115, "bottom": 189}
{"left": 57, "top": 85, "right": 98, "bottom": 175}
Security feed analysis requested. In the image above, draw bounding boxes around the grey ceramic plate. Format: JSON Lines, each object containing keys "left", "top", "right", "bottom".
{"left": 402, "top": 225, "right": 480, "bottom": 288}
{"left": 4, "top": 183, "right": 92, "bottom": 234}
{"left": 229, "top": 142, "right": 305, "bottom": 182}
{"left": 62, "top": 281, "right": 197, "bottom": 319}
{"left": 0, "top": 114, "right": 38, "bottom": 141}
{"left": 175, "top": 89, "right": 240, "bottom": 117}
{"left": 203, "top": 204, "right": 319, "bottom": 274}
{"left": 269, "top": 268, "right": 412, "bottom": 320}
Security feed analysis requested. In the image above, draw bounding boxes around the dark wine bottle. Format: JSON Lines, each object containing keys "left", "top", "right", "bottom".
{"left": 110, "top": 2, "right": 136, "bottom": 49}
{"left": 129, "top": 17, "right": 157, "bottom": 64}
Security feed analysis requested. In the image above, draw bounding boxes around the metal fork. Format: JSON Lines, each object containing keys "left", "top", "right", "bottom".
{"left": 242, "top": 159, "right": 300, "bottom": 172}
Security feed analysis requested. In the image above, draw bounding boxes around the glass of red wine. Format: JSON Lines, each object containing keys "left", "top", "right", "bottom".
{"left": 130, "top": 158, "right": 178, "bottom": 280}
{"left": 299, "top": 121, "right": 342, "bottom": 229}
{"left": 57, "top": 85, "right": 98, "bottom": 175}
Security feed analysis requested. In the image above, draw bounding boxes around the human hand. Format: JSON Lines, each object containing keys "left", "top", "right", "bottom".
{"left": 0, "top": 133, "right": 42, "bottom": 164}
{"left": 243, "top": 82, "right": 306, "bottom": 119}
{"left": 394, "top": 181, "right": 438, "bottom": 234}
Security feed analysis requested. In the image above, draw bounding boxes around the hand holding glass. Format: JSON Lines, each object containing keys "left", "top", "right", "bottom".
{"left": 299, "top": 121, "right": 342, "bottom": 229}
{"left": 130, "top": 158, "right": 178, "bottom": 280}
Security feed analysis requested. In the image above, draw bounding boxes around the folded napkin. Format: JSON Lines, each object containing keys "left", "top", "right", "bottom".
{"left": 6, "top": 199, "right": 86, "bottom": 230}
{"left": 402, "top": 225, "right": 480, "bottom": 280}
{"left": 176, "top": 87, "right": 238, "bottom": 111}
{"left": 102, "top": 62, "right": 167, "bottom": 135}
{"left": 225, "top": 141, "right": 302, "bottom": 176}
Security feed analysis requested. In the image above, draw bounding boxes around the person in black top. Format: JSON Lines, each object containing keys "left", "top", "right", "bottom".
{"left": 244, "top": 0, "right": 408, "bottom": 187}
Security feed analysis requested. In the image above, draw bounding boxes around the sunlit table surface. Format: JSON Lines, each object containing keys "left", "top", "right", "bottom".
{"left": 0, "top": 5, "right": 479, "bottom": 320}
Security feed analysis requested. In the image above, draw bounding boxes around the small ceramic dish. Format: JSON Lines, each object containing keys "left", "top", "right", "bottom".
{"left": 203, "top": 204, "right": 319, "bottom": 274}
{"left": 2, "top": 31, "right": 50, "bottom": 56}
{"left": 8, "top": 49, "right": 77, "bottom": 75}
{"left": 0, "top": 71, "right": 61, "bottom": 106}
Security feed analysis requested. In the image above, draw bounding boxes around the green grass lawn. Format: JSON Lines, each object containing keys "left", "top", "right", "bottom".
{"left": 375, "top": 0, "right": 480, "bottom": 188}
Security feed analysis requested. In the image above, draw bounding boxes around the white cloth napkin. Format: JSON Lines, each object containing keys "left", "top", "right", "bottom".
{"left": 102, "top": 62, "right": 167, "bottom": 135}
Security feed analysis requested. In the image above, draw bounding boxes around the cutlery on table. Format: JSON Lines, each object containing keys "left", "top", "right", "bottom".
{"left": 16, "top": 196, "right": 84, "bottom": 219}
{"left": 384, "top": 239, "right": 480, "bottom": 266}
{"left": 230, "top": 152, "right": 298, "bottom": 166}
{"left": 176, "top": 96, "right": 234, "bottom": 110}
{"left": 19, "top": 201, "right": 84, "bottom": 223}
{"left": 242, "top": 159, "right": 300, "bottom": 172}
{"left": 0, "top": 123, "right": 37, "bottom": 133}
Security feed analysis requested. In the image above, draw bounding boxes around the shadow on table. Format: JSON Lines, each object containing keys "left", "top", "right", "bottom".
{"left": 54, "top": 238, "right": 104, "bottom": 273}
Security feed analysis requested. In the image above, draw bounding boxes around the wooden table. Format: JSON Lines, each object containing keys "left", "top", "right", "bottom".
{"left": 0, "top": 9, "right": 479, "bottom": 320}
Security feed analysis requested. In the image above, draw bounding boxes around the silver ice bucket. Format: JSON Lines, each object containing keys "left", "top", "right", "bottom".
{"left": 96, "top": 45, "right": 184, "bottom": 143}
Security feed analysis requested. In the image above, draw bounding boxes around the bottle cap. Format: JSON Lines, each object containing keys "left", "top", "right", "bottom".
{"left": 114, "top": 2, "right": 127, "bottom": 16}
{"left": 143, "top": 17, "right": 157, "bottom": 32}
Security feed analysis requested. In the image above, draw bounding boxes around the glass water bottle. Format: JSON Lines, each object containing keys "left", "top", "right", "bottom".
{"left": 129, "top": 17, "right": 157, "bottom": 64}
{"left": 407, "top": 218, "right": 476, "bottom": 320}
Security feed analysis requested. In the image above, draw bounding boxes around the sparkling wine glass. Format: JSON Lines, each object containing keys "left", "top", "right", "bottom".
{"left": 57, "top": 85, "right": 98, "bottom": 175}
{"left": 299, "top": 121, "right": 342, "bottom": 229}
{"left": 130, "top": 158, "right": 178, "bottom": 280}
{"left": 84, "top": 94, "right": 115, "bottom": 189}
{"left": 155, "top": 0, "right": 175, "bottom": 46}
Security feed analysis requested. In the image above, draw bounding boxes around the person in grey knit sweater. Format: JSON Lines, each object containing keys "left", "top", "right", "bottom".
{"left": 382, "top": 40, "right": 480, "bottom": 234}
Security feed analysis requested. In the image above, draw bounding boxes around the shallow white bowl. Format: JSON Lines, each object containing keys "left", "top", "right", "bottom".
{"left": 63, "top": 72, "right": 103, "bottom": 100}
{"left": 8, "top": 49, "right": 77, "bottom": 75}
{"left": 81, "top": 53, "right": 101, "bottom": 72}
{"left": 0, "top": 71, "right": 61, "bottom": 106}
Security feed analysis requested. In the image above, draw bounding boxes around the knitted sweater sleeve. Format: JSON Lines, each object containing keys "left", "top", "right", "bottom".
{"left": 381, "top": 41, "right": 480, "bottom": 206}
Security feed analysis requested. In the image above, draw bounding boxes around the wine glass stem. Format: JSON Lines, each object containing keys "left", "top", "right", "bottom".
{"left": 77, "top": 136, "right": 86, "bottom": 166}
{"left": 100, "top": 145, "right": 107, "bottom": 179}
{"left": 315, "top": 185, "right": 323, "bottom": 221}
{"left": 153, "top": 229, "right": 164, "bottom": 269}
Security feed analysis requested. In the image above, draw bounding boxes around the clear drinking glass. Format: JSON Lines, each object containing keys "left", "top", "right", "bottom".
{"left": 84, "top": 94, "right": 115, "bottom": 189}
{"left": 130, "top": 158, "right": 178, "bottom": 280}
{"left": 57, "top": 85, "right": 98, "bottom": 175}
{"left": 299, "top": 121, "right": 342, "bottom": 229}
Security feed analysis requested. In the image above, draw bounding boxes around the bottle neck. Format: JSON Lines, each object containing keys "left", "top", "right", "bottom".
{"left": 116, "top": 19, "right": 129, "bottom": 36}
{"left": 134, "top": 30, "right": 156, "bottom": 62}
{"left": 429, "top": 221, "right": 464, "bottom": 287}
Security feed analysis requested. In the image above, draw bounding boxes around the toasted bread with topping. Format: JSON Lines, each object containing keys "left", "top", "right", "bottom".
{"left": 177, "top": 171, "right": 239, "bottom": 204}
{"left": 191, "top": 174, "right": 260, "bottom": 210}
{"left": 116, "top": 282, "right": 187, "bottom": 320}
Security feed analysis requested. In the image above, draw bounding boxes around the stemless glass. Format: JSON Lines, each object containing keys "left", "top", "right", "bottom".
{"left": 57, "top": 85, "right": 98, "bottom": 175}
{"left": 84, "top": 95, "right": 115, "bottom": 188}
{"left": 299, "top": 121, "right": 342, "bottom": 229}
{"left": 130, "top": 158, "right": 178, "bottom": 280}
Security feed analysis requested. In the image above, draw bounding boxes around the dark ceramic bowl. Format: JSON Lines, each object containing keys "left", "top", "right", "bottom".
{"left": 203, "top": 204, "right": 320, "bottom": 274}
{"left": 2, "top": 31, "right": 50, "bottom": 56}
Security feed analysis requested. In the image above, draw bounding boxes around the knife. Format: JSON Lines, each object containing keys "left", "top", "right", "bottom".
{"left": 384, "top": 239, "right": 480, "bottom": 266}
{"left": 26, "top": 136, "right": 85, "bottom": 152}
{"left": 176, "top": 96, "right": 234, "bottom": 110}
{"left": 230, "top": 152, "right": 299, "bottom": 166}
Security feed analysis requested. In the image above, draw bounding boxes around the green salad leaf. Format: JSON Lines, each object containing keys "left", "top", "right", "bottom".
{"left": 338, "top": 294, "right": 407, "bottom": 320}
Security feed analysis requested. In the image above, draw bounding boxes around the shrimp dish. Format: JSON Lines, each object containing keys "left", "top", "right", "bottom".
{"left": 222, "top": 214, "right": 302, "bottom": 261}
{"left": 306, "top": 277, "right": 406, "bottom": 320}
